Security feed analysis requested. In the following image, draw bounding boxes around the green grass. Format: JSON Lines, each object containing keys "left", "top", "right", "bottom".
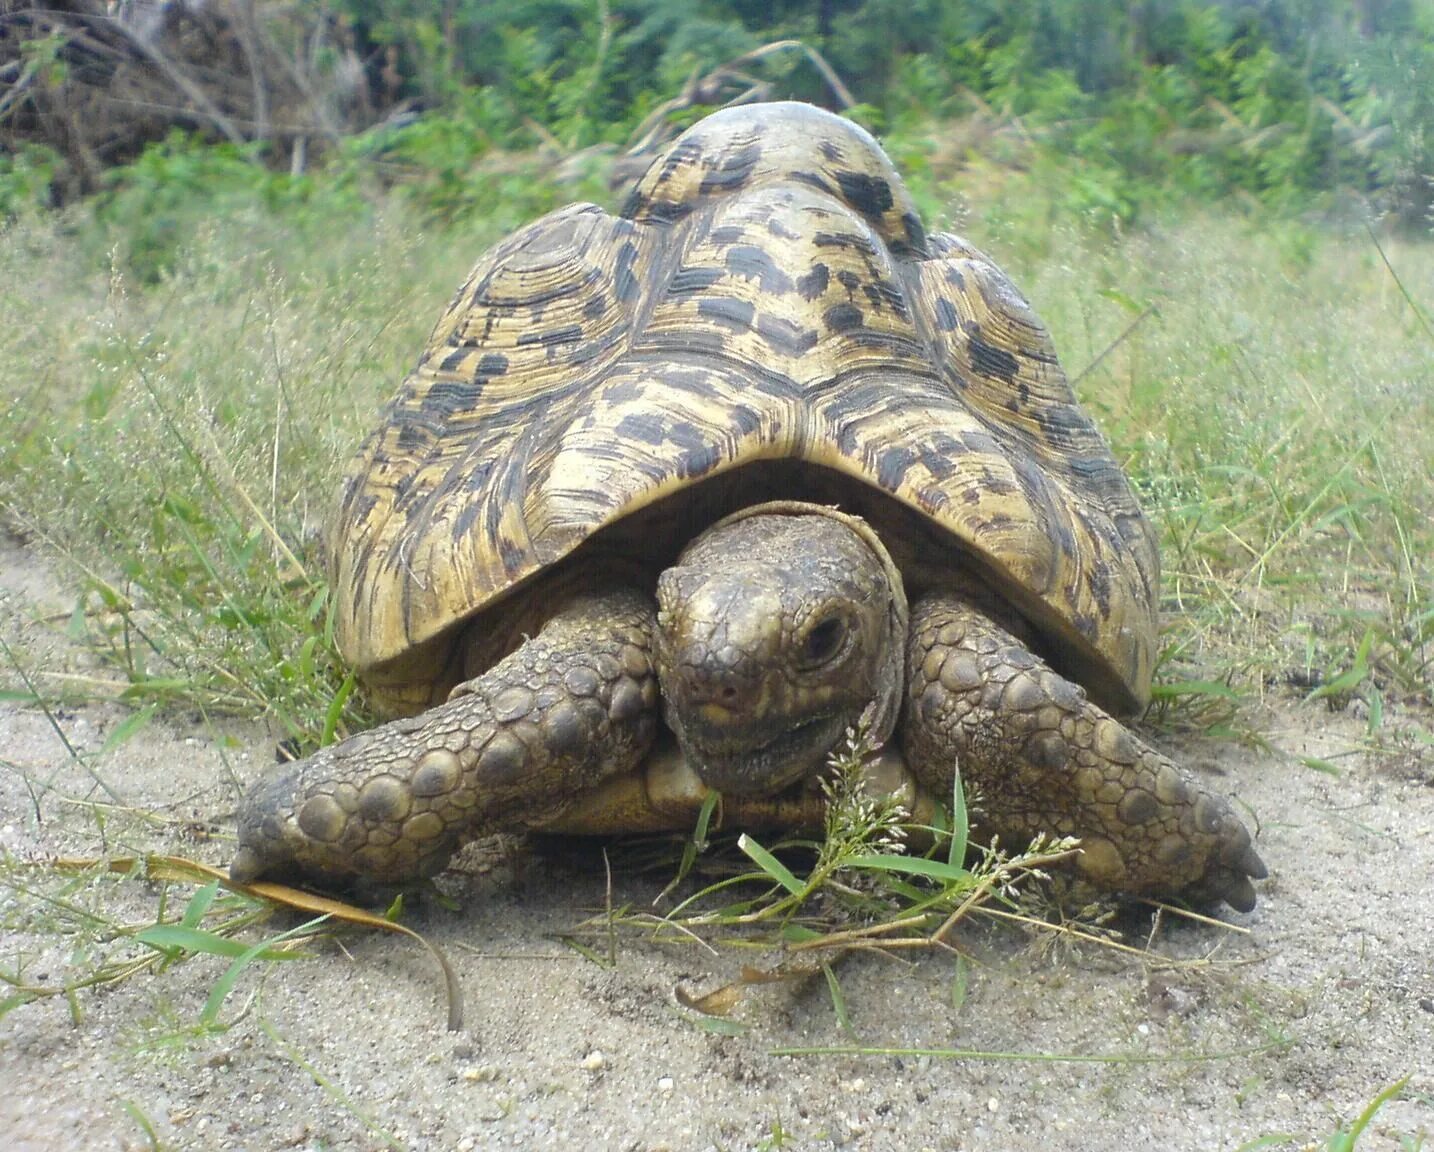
{"left": 0, "top": 139, "right": 1431, "bottom": 1063}
{"left": 1235, "top": 1077, "right": 1427, "bottom": 1152}
{"left": 0, "top": 201, "right": 526, "bottom": 748}
{"left": 0, "top": 863, "right": 317, "bottom": 1027}
{"left": 1014, "top": 214, "right": 1433, "bottom": 714}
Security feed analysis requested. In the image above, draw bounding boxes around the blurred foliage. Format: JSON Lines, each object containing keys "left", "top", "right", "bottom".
{"left": 326, "top": 0, "right": 1434, "bottom": 221}
{"left": 90, "top": 134, "right": 359, "bottom": 284}
{"left": 3, "top": 0, "right": 1431, "bottom": 267}
{"left": 0, "top": 145, "right": 57, "bottom": 217}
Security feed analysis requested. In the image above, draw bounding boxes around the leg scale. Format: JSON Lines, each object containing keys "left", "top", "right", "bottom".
{"left": 902, "top": 595, "right": 1266, "bottom": 910}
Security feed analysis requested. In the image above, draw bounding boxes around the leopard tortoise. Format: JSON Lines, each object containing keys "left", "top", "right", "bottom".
{"left": 231, "top": 102, "right": 1266, "bottom": 910}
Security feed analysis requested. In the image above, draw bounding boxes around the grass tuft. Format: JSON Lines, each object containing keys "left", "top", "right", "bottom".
{"left": 0, "top": 204, "right": 519, "bottom": 749}
{"left": 571, "top": 725, "right": 1139, "bottom": 1034}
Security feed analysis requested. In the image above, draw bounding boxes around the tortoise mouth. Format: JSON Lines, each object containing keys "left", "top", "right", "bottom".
{"left": 679, "top": 712, "right": 848, "bottom": 797}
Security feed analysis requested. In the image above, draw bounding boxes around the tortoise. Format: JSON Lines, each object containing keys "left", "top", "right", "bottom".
{"left": 231, "top": 102, "right": 1266, "bottom": 911}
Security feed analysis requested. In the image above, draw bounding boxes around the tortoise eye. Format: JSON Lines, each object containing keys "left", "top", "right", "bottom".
{"left": 799, "top": 615, "right": 848, "bottom": 668}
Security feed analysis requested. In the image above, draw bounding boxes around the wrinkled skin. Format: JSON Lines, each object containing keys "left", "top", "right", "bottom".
{"left": 655, "top": 512, "right": 901, "bottom": 796}
{"left": 232, "top": 506, "right": 1266, "bottom": 911}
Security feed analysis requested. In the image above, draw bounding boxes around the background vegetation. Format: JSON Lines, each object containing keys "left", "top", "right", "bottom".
{"left": 6, "top": 1, "right": 1434, "bottom": 230}
{"left": 330, "top": 0, "right": 1434, "bottom": 219}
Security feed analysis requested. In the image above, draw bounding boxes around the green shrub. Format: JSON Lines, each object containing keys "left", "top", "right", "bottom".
{"left": 0, "top": 144, "right": 58, "bottom": 218}
{"left": 89, "top": 133, "right": 378, "bottom": 283}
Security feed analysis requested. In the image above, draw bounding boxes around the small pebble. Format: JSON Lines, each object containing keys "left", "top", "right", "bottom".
{"left": 987, "top": 1097, "right": 1000, "bottom": 1113}
{"left": 657, "top": 1076, "right": 675, "bottom": 1094}
{"left": 582, "top": 1051, "right": 606, "bottom": 1071}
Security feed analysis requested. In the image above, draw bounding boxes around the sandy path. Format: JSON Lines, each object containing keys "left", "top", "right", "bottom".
{"left": 2, "top": 536, "right": 1430, "bottom": 1151}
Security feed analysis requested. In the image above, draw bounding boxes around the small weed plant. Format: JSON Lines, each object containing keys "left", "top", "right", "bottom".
{"left": 570, "top": 725, "right": 1083, "bottom": 1032}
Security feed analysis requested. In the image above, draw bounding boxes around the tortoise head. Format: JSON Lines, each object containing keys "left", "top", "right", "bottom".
{"left": 655, "top": 503, "right": 907, "bottom": 796}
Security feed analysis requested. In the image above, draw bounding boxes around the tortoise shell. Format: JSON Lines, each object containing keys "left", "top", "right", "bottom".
{"left": 331, "top": 102, "right": 1159, "bottom": 718}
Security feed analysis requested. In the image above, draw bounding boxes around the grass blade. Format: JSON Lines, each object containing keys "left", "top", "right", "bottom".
{"left": 947, "top": 761, "right": 969, "bottom": 870}
{"left": 199, "top": 915, "right": 330, "bottom": 1028}
{"left": 738, "top": 834, "right": 804, "bottom": 896}
{"left": 321, "top": 672, "right": 357, "bottom": 747}
{"left": 843, "top": 854, "right": 971, "bottom": 882}
{"left": 821, "top": 962, "right": 857, "bottom": 1040}
{"left": 136, "top": 924, "right": 306, "bottom": 962}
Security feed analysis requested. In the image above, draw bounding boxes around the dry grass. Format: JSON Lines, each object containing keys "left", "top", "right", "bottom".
{"left": 0, "top": 202, "right": 519, "bottom": 744}
{"left": 1034, "top": 216, "right": 1433, "bottom": 718}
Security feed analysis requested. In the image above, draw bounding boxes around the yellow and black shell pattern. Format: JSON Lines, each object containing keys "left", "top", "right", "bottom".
{"left": 332, "top": 102, "right": 1160, "bottom": 715}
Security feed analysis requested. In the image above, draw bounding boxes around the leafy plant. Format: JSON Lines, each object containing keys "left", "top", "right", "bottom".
{"left": 0, "top": 144, "right": 57, "bottom": 218}
{"left": 94, "top": 132, "right": 370, "bottom": 283}
{"left": 574, "top": 726, "right": 1081, "bottom": 1033}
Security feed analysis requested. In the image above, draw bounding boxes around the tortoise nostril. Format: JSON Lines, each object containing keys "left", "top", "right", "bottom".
{"left": 676, "top": 664, "right": 750, "bottom": 709}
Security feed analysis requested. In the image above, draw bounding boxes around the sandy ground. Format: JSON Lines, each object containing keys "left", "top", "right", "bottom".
{"left": 2, "top": 532, "right": 1431, "bottom": 1152}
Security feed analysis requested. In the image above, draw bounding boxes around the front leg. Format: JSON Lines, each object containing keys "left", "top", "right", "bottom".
{"left": 230, "top": 590, "right": 659, "bottom": 886}
{"left": 901, "top": 595, "right": 1266, "bottom": 911}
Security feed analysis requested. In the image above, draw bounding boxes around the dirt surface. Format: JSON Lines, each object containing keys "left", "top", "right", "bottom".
{"left": 2, "top": 534, "right": 1431, "bottom": 1152}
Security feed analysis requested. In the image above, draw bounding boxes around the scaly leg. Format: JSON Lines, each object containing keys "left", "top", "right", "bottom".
{"left": 230, "top": 590, "right": 658, "bottom": 886}
{"left": 901, "top": 595, "right": 1266, "bottom": 910}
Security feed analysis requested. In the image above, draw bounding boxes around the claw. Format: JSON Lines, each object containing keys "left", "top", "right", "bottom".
{"left": 229, "top": 846, "right": 264, "bottom": 885}
{"left": 1242, "top": 845, "right": 1269, "bottom": 881}
{"left": 1223, "top": 873, "right": 1257, "bottom": 914}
